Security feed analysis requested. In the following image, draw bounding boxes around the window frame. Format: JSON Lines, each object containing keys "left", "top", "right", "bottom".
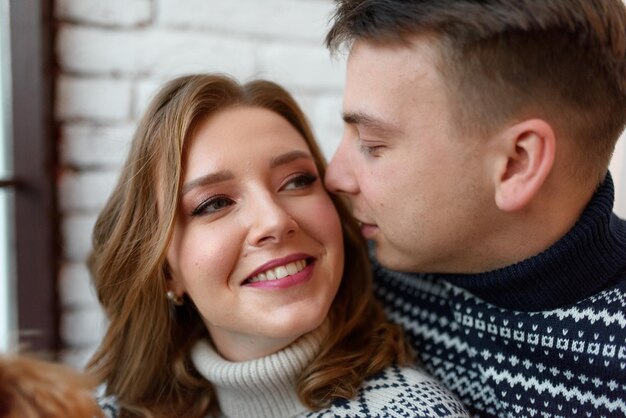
{"left": 3, "top": 0, "right": 58, "bottom": 353}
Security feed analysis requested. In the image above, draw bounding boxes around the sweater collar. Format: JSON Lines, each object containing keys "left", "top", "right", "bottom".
{"left": 438, "top": 172, "right": 626, "bottom": 311}
{"left": 191, "top": 325, "right": 327, "bottom": 418}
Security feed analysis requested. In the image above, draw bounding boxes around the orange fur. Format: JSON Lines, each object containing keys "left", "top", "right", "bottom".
{"left": 0, "top": 354, "right": 103, "bottom": 418}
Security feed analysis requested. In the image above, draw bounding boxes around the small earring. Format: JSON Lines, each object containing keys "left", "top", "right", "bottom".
{"left": 166, "top": 290, "right": 183, "bottom": 306}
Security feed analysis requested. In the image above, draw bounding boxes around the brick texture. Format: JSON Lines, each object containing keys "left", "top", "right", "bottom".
{"left": 156, "top": 0, "right": 332, "bottom": 41}
{"left": 55, "top": 0, "right": 151, "bottom": 27}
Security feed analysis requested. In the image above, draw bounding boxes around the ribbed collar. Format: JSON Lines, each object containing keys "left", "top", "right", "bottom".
{"left": 439, "top": 173, "right": 626, "bottom": 311}
{"left": 190, "top": 326, "right": 326, "bottom": 418}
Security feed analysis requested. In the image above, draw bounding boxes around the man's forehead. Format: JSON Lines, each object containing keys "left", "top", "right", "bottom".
{"left": 348, "top": 34, "right": 442, "bottom": 61}
{"left": 344, "top": 40, "right": 443, "bottom": 110}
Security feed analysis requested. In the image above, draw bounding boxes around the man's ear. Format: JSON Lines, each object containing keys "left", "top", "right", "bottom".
{"left": 493, "top": 119, "right": 555, "bottom": 212}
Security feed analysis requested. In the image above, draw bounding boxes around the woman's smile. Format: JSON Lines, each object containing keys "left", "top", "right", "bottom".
{"left": 243, "top": 253, "right": 314, "bottom": 286}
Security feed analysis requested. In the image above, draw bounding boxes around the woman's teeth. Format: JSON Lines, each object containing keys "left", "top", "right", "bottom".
{"left": 248, "top": 259, "right": 307, "bottom": 283}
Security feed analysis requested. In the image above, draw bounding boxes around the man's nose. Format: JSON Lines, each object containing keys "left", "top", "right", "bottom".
{"left": 325, "top": 136, "right": 359, "bottom": 196}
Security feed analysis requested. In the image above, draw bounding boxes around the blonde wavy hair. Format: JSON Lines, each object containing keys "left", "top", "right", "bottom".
{"left": 88, "top": 74, "right": 411, "bottom": 417}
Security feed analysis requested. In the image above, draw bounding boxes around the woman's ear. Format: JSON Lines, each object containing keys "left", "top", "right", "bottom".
{"left": 164, "top": 263, "right": 186, "bottom": 296}
{"left": 492, "top": 119, "right": 555, "bottom": 212}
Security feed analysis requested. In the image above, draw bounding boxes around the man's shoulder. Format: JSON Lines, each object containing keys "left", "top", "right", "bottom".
{"left": 307, "top": 365, "right": 469, "bottom": 417}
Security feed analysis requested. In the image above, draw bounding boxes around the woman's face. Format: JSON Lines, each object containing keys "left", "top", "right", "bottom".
{"left": 166, "top": 106, "right": 344, "bottom": 361}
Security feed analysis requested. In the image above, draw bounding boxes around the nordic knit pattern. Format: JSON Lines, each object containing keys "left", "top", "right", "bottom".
{"left": 373, "top": 174, "right": 626, "bottom": 418}
{"left": 97, "top": 325, "right": 469, "bottom": 417}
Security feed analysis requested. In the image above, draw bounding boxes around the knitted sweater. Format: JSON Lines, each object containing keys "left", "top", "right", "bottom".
{"left": 373, "top": 174, "right": 626, "bottom": 418}
{"left": 97, "top": 326, "right": 469, "bottom": 417}
{"left": 190, "top": 327, "right": 469, "bottom": 418}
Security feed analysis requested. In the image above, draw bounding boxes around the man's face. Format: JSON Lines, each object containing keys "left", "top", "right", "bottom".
{"left": 325, "top": 38, "right": 496, "bottom": 273}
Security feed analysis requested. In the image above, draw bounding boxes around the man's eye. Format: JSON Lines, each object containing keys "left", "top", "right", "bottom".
{"left": 359, "top": 144, "right": 384, "bottom": 155}
{"left": 191, "top": 196, "right": 235, "bottom": 216}
{"left": 282, "top": 172, "right": 318, "bottom": 191}
{"left": 358, "top": 139, "right": 385, "bottom": 156}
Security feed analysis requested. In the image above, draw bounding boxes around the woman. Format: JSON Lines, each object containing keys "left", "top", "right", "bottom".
{"left": 89, "top": 74, "right": 468, "bottom": 417}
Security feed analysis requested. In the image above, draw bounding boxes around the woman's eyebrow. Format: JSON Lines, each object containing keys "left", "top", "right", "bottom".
{"left": 181, "top": 170, "right": 234, "bottom": 196}
{"left": 269, "top": 150, "right": 313, "bottom": 168}
{"left": 181, "top": 151, "right": 312, "bottom": 196}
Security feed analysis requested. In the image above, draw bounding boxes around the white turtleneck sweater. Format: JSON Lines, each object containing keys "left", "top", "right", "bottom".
{"left": 189, "top": 328, "right": 469, "bottom": 418}
{"left": 97, "top": 326, "right": 469, "bottom": 418}
{"left": 190, "top": 329, "right": 323, "bottom": 418}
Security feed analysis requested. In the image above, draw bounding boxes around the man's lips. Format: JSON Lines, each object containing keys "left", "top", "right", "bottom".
{"left": 358, "top": 221, "right": 379, "bottom": 238}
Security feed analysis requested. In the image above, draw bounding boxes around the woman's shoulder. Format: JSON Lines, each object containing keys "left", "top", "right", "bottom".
{"left": 305, "top": 364, "right": 469, "bottom": 418}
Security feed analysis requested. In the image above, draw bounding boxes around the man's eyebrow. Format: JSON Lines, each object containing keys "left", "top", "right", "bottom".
{"left": 342, "top": 111, "right": 401, "bottom": 136}
{"left": 181, "top": 170, "right": 234, "bottom": 196}
{"left": 269, "top": 150, "right": 313, "bottom": 168}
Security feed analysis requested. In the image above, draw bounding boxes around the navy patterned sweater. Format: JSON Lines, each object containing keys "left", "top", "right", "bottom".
{"left": 373, "top": 174, "right": 626, "bottom": 418}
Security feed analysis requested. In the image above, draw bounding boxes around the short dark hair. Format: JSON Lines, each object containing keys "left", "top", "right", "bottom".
{"left": 326, "top": 0, "right": 626, "bottom": 181}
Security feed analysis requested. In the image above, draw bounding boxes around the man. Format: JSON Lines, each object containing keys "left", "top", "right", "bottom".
{"left": 324, "top": 1, "right": 626, "bottom": 417}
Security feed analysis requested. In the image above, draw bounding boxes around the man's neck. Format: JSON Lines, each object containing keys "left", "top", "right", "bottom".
{"left": 431, "top": 173, "right": 624, "bottom": 310}
{"left": 464, "top": 179, "right": 596, "bottom": 273}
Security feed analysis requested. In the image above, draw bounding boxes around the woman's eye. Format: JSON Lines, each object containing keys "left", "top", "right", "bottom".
{"left": 191, "top": 195, "right": 235, "bottom": 217}
{"left": 282, "top": 172, "right": 318, "bottom": 191}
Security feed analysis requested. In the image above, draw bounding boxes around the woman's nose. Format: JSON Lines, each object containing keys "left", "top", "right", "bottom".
{"left": 246, "top": 193, "right": 298, "bottom": 247}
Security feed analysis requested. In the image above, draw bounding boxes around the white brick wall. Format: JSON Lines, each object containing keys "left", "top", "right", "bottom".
{"left": 55, "top": 0, "right": 346, "bottom": 368}
{"left": 57, "top": 76, "right": 132, "bottom": 121}
{"left": 56, "top": 0, "right": 626, "bottom": 368}
{"left": 56, "top": 0, "right": 152, "bottom": 27}
{"left": 156, "top": 0, "right": 331, "bottom": 40}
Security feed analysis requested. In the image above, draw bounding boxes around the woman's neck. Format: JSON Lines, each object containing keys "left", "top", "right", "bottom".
{"left": 191, "top": 323, "right": 328, "bottom": 417}
{"left": 208, "top": 330, "right": 300, "bottom": 362}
